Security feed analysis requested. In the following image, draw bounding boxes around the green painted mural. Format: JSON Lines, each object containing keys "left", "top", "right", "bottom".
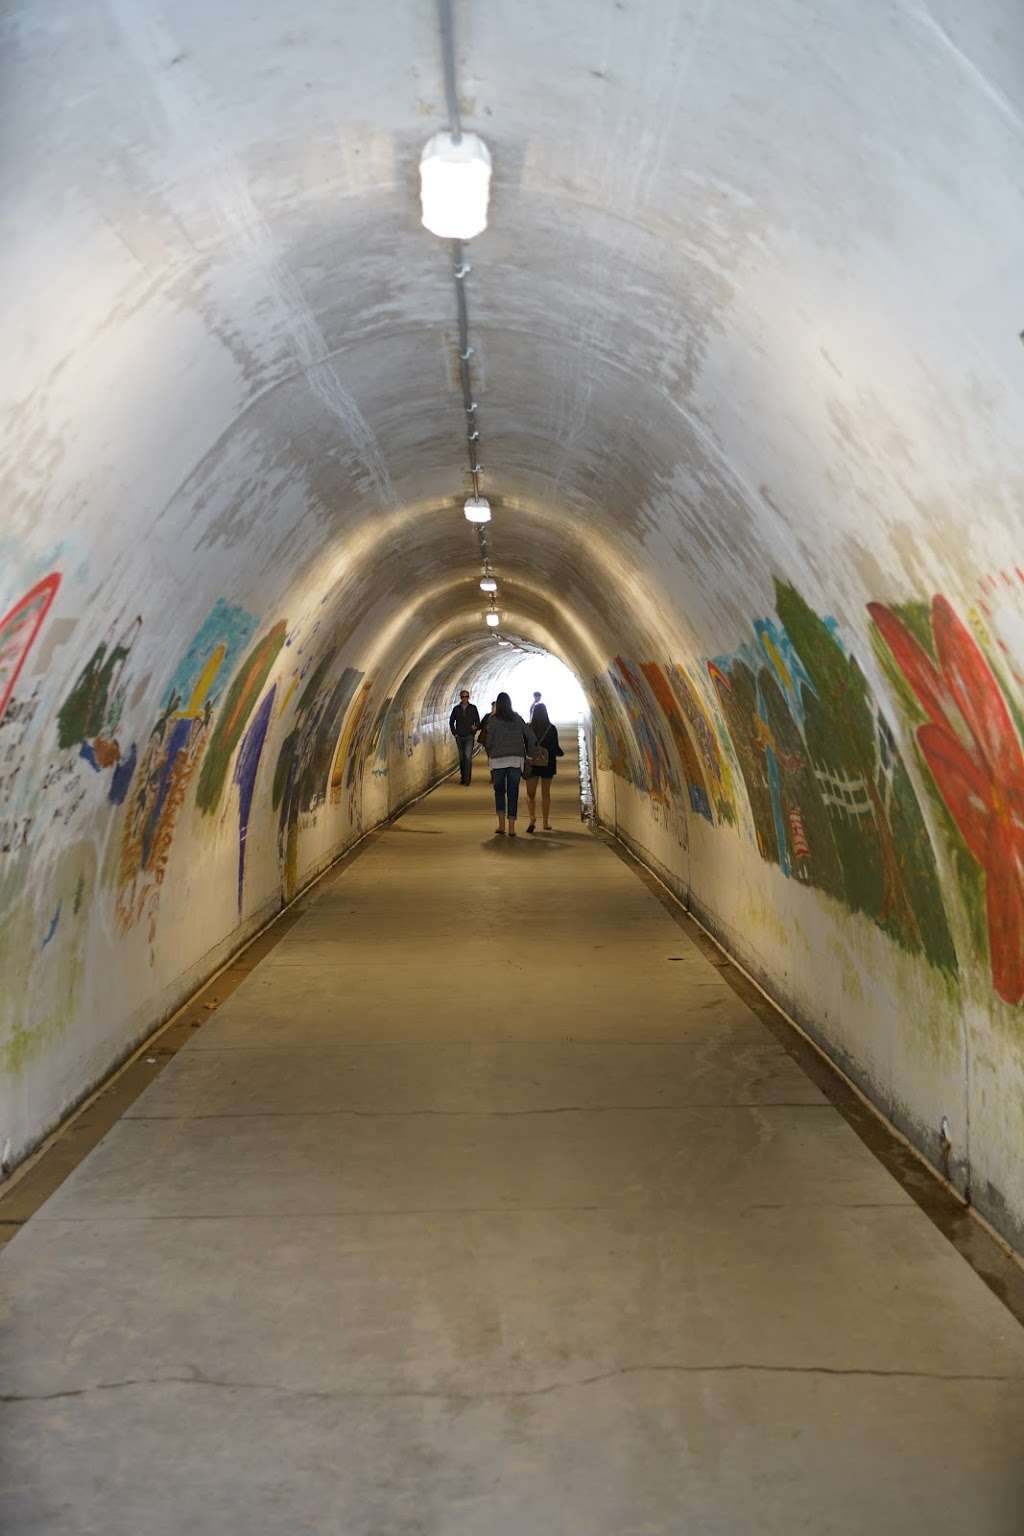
{"left": 196, "top": 621, "right": 287, "bottom": 815}
{"left": 708, "top": 582, "right": 956, "bottom": 974}
{"left": 592, "top": 583, "right": 957, "bottom": 978}
{"left": 116, "top": 603, "right": 270, "bottom": 933}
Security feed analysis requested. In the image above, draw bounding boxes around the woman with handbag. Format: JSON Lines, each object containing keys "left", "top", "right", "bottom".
{"left": 524, "top": 703, "right": 565, "bottom": 833}
{"left": 484, "top": 692, "right": 538, "bottom": 837}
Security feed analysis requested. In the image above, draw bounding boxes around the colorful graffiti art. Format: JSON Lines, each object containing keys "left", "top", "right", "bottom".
{"left": 710, "top": 582, "right": 956, "bottom": 975}
{"left": 603, "top": 658, "right": 679, "bottom": 804}
{"left": 57, "top": 614, "right": 141, "bottom": 803}
{"left": 0, "top": 573, "right": 61, "bottom": 725}
{"left": 378, "top": 671, "right": 423, "bottom": 766}
{"left": 272, "top": 659, "right": 364, "bottom": 895}
{"left": 667, "top": 663, "right": 737, "bottom": 825}
{"left": 369, "top": 695, "right": 393, "bottom": 779}
{"left": 233, "top": 685, "right": 276, "bottom": 914}
{"left": 640, "top": 661, "right": 714, "bottom": 822}
{"left": 117, "top": 602, "right": 264, "bottom": 932}
{"left": 869, "top": 594, "right": 1024, "bottom": 1004}
{"left": 329, "top": 680, "right": 373, "bottom": 806}
{"left": 195, "top": 620, "right": 286, "bottom": 814}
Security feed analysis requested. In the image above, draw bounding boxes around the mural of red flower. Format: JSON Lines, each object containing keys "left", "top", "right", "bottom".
{"left": 868, "top": 596, "right": 1024, "bottom": 1004}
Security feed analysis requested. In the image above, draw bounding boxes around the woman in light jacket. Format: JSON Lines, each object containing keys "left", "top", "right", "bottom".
{"left": 483, "top": 692, "right": 537, "bottom": 837}
{"left": 524, "top": 703, "right": 564, "bottom": 833}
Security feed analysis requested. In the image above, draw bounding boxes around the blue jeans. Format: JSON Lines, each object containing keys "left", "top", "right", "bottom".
{"left": 456, "top": 735, "right": 475, "bottom": 783}
{"left": 491, "top": 766, "right": 522, "bottom": 819}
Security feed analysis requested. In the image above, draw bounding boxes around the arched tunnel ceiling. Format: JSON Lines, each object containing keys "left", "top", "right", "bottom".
{"left": 7, "top": 0, "right": 1021, "bottom": 697}
{"left": 5, "top": 1, "right": 1024, "bottom": 1244}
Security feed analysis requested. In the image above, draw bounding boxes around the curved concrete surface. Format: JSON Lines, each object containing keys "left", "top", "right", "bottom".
{"left": 2, "top": 4, "right": 1024, "bottom": 1266}
{"left": 3, "top": 759, "right": 1024, "bottom": 1533}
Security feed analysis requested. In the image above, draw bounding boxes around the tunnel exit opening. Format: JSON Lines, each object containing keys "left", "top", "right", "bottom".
{"left": 484, "top": 647, "right": 588, "bottom": 724}
{"left": 459, "top": 643, "right": 594, "bottom": 823}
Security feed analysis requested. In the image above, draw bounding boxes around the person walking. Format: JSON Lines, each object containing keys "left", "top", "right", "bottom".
{"left": 529, "top": 691, "right": 542, "bottom": 720}
{"left": 485, "top": 691, "right": 537, "bottom": 837}
{"left": 524, "top": 702, "right": 564, "bottom": 832}
{"left": 477, "top": 700, "right": 496, "bottom": 752}
{"left": 449, "top": 689, "right": 480, "bottom": 785}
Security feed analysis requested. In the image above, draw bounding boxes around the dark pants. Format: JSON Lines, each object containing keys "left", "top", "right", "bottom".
{"left": 456, "top": 734, "right": 475, "bottom": 783}
{"left": 491, "top": 765, "right": 522, "bottom": 819}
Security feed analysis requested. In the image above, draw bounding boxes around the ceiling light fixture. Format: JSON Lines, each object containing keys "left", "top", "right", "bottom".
{"left": 464, "top": 496, "right": 491, "bottom": 524}
{"left": 479, "top": 577, "right": 497, "bottom": 593}
{"left": 484, "top": 610, "right": 500, "bottom": 628}
{"left": 420, "top": 132, "right": 492, "bottom": 240}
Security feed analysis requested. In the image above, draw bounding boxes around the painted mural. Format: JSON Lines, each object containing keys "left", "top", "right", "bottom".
{"left": 233, "top": 685, "right": 277, "bottom": 914}
{"left": 369, "top": 694, "right": 393, "bottom": 779}
{"left": 193, "top": 612, "right": 283, "bottom": 814}
{"left": 329, "top": 679, "right": 373, "bottom": 806}
{"left": 272, "top": 658, "right": 364, "bottom": 895}
{"left": 707, "top": 582, "right": 956, "bottom": 974}
{"left": 639, "top": 660, "right": 737, "bottom": 825}
{"left": 116, "top": 602, "right": 262, "bottom": 933}
{"left": 869, "top": 592, "right": 1024, "bottom": 1005}
{"left": 372, "top": 669, "right": 423, "bottom": 773}
{"left": 0, "top": 573, "right": 61, "bottom": 725}
{"left": 57, "top": 614, "right": 141, "bottom": 803}
{"left": 592, "top": 659, "right": 678, "bottom": 802}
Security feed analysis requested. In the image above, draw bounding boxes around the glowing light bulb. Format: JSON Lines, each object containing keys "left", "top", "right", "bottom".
{"left": 464, "top": 496, "right": 491, "bottom": 523}
{"left": 420, "top": 132, "right": 492, "bottom": 240}
{"left": 485, "top": 611, "right": 500, "bottom": 628}
{"left": 479, "top": 578, "right": 497, "bottom": 592}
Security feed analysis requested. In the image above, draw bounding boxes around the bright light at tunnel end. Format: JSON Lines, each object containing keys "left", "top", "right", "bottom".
{"left": 420, "top": 132, "right": 492, "bottom": 240}
{"left": 485, "top": 651, "right": 589, "bottom": 720}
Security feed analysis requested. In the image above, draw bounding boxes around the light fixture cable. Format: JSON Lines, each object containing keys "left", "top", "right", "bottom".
{"left": 437, "top": 0, "right": 462, "bottom": 144}
{"left": 435, "top": 0, "right": 502, "bottom": 629}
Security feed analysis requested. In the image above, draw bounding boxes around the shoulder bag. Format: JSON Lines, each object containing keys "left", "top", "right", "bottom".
{"left": 528, "top": 724, "right": 550, "bottom": 769}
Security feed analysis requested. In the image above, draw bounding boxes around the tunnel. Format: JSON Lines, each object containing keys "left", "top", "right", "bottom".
{"left": 2, "top": 0, "right": 1024, "bottom": 1529}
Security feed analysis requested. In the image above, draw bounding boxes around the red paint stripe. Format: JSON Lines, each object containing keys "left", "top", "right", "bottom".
{"left": 0, "top": 572, "right": 61, "bottom": 723}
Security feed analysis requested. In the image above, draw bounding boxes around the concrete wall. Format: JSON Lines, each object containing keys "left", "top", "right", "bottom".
{"left": 582, "top": 607, "right": 1021, "bottom": 1237}
{"left": 0, "top": 591, "right": 453, "bottom": 1168}
{"left": 3, "top": 0, "right": 1023, "bottom": 1249}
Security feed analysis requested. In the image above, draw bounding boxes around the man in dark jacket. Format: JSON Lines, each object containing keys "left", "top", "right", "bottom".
{"left": 449, "top": 690, "right": 481, "bottom": 784}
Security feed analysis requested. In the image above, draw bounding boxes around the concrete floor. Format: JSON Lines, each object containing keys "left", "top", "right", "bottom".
{"left": 3, "top": 747, "right": 1024, "bottom": 1534}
